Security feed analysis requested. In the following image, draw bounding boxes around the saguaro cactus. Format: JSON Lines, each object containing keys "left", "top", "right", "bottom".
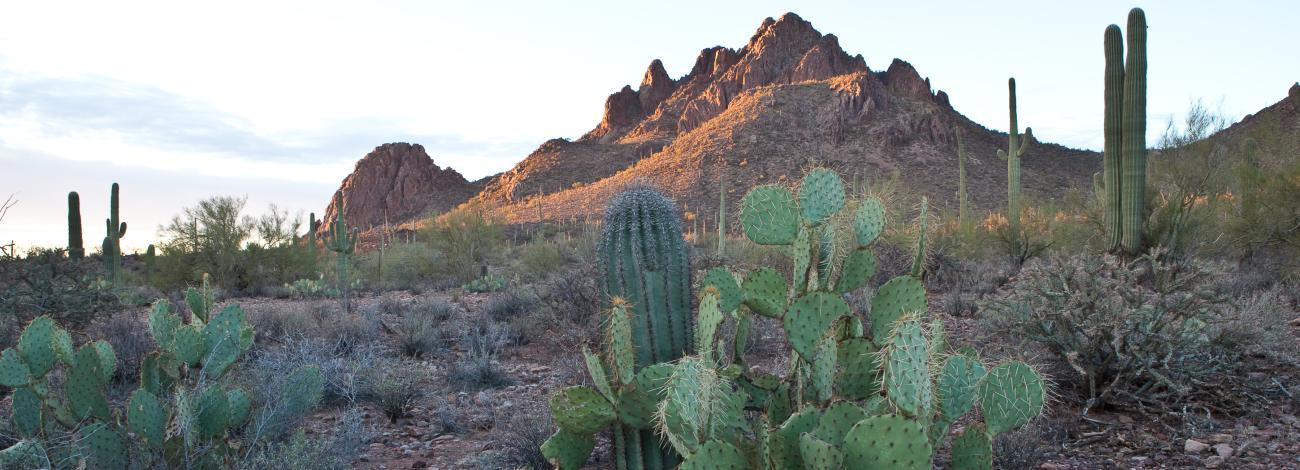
{"left": 596, "top": 186, "right": 692, "bottom": 469}
{"left": 717, "top": 170, "right": 727, "bottom": 257}
{"left": 997, "top": 78, "right": 1032, "bottom": 255}
{"left": 308, "top": 212, "right": 321, "bottom": 247}
{"left": 954, "top": 127, "right": 970, "bottom": 225}
{"left": 103, "top": 183, "right": 127, "bottom": 282}
{"left": 1100, "top": 9, "right": 1149, "bottom": 255}
{"left": 68, "top": 192, "right": 84, "bottom": 259}
{"left": 324, "top": 191, "right": 359, "bottom": 313}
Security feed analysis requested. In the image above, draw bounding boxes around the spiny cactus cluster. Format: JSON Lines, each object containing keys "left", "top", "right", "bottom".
{"left": 67, "top": 192, "right": 84, "bottom": 259}
{"left": 543, "top": 168, "right": 1047, "bottom": 469}
{"left": 1101, "top": 8, "right": 1148, "bottom": 254}
{"left": 998, "top": 79, "right": 1032, "bottom": 255}
{"left": 324, "top": 191, "right": 360, "bottom": 312}
{"left": 102, "top": 183, "right": 127, "bottom": 283}
{"left": 0, "top": 282, "right": 323, "bottom": 469}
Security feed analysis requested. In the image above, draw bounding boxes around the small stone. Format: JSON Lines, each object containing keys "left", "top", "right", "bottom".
{"left": 1204, "top": 456, "right": 1225, "bottom": 468}
{"left": 411, "top": 461, "right": 428, "bottom": 469}
{"left": 1185, "top": 439, "right": 1211, "bottom": 454}
{"left": 1208, "top": 433, "right": 1232, "bottom": 444}
{"left": 1212, "top": 444, "right": 1233, "bottom": 458}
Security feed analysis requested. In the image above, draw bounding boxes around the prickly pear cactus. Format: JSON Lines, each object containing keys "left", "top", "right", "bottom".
{"left": 0, "top": 298, "right": 323, "bottom": 469}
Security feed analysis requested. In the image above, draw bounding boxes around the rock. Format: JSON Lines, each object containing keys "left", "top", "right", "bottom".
{"left": 1208, "top": 433, "right": 1232, "bottom": 444}
{"left": 318, "top": 143, "right": 478, "bottom": 244}
{"left": 1185, "top": 439, "right": 1211, "bottom": 453}
{"left": 1204, "top": 455, "right": 1226, "bottom": 468}
{"left": 584, "top": 86, "right": 646, "bottom": 143}
{"left": 1212, "top": 443, "right": 1234, "bottom": 458}
{"left": 884, "top": 59, "right": 931, "bottom": 99}
{"left": 475, "top": 391, "right": 491, "bottom": 406}
{"left": 638, "top": 59, "right": 677, "bottom": 114}
{"left": 411, "top": 461, "right": 428, "bottom": 469}
{"left": 1291, "top": 82, "right": 1300, "bottom": 99}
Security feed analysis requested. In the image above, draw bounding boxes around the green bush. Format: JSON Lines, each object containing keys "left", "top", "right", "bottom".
{"left": 421, "top": 202, "right": 506, "bottom": 283}
{"left": 515, "top": 240, "right": 567, "bottom": 280}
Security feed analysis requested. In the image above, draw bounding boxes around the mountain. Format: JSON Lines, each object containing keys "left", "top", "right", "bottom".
{"left": 319, "top": 14, "right": 1297, "bottom": 234}
{"left": 474, "top": 12, "right": 1100, "bottom": 223}
{"left": 316, "top": 143, "right": 479, "bottom": 237}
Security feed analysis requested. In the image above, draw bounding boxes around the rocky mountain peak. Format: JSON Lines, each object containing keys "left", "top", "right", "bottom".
{"left": 638, "top": 59, "right": 677, "bottom": 114}
{"left": 318, "top": 143, "right": 477, "bottom": 236}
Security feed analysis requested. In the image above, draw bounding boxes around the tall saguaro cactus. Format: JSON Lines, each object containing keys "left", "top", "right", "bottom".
{"left": 1100, "top": 8, "right": 1149, "bottom": 255}
{"left": 103, "top": 183, "right": 127, "bottom": 283}
{"left": 596, "top": 186, "right": 692, "bottom": 470}
{"left": 68, "top": 192, "right": 84, "bottom": 259}
{"left": 998, "top": 78, "right": 1032, "bottom": 254}
{"left": 717, "top": 170, "right": 726, "bottom": 257}
{"left": 954, "top": 127, "right": 970, "bottom": 225}
{"left": 324, "top": 191, "right": 359, "bottom": 313}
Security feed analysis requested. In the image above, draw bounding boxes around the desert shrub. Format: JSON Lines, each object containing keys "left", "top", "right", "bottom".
{"left": 981, "top": 250, "right": 1242, "bottom": 411}
{"left": 534, "top": 267, "right": 600, "bottom": 323}
{"left": 156, "top": 197, "right": 318, "bottom": 293}
{"left": 413, "top": 297, "right": 456, "bottom": 320}
{"left": 375, "top": 291, "right": 407, "bottom": 316}
{"left": 363, "top": 365, "right": 424, "bottom": 423}
{"left": 448, "top": 320, "right": 513, "bottom": 391}
{"left": 89, "top": 312, "right": 155, "bottom": 385}
{"left": 992, "top": 417, "right": 1068, "bottom": 470}
{"left": 0, "top": 248, "right": 119, "bottom": 326}
{"left": 422, "top": 201, "right": 506, "bottom": 282}
{"left": 1213, "top": 287, "right": 1298, "bottom": 362}
{"left": 482, "top": 404, "right": 556, "bottom": 470}
{"left": 237, "top": 406, "right": 372, "bottom": 470}
{"left": 265, "top": 336, "right": 382, "bottom": 405}
{"left": 319, "top": 312, "right": 380, "bottom": 354}
{"left": 516, "top": 240, "right": 567, "bottom": 280}
{"left": 358, "top": 242, "right": 438, "bottom": 291}
{"left": 431, "top": 395, "right": 466, "bottom": 435}
{"left": 486, "top": 290, "right": 536, "bottom": 321}
{"left": 250, "top": 304, "right": 314, "bottom": 342}
{"left": 397, "top": 315, "right": 452, "bottom": 358}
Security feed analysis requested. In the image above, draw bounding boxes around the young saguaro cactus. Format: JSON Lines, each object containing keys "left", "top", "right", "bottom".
{"left": 103, "top": 183, "right": 127, "bottom": 282}
{"left": 68, "top": 191, "right": 84, "bottom": 259}
{"left": 595, "top": 186, "right": 693, "bottom": 469}
{"left": 324, "top": 191, "right": 359, "bottom": 312}
{"left": 1102, "top": 8, "right": 1149, "bottom": 254}
{"left": 998, "top": 79, "right": 1032, "bottom": 256}
{"left": 308, "top": 212, "right": 321, "bottom": 247}
{"left": 954, "top": 127, "right": 970, "bottom": 226}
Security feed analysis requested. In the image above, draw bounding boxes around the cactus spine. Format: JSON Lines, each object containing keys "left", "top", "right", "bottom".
{"left": 596, "top": 186, "right": 692, "bottom": 469}
{"left": 954, "top": 127, "right": 969, "bottom": 225}
{"left": 324, "top": 191, "right": 359, "bottom": 313}
{"left": 68, "top": 192, "right": 84, "bottom": 259}
{"left": 997, "top": 79, "right": 1031, "bottom": 256}
{"left": 102, "top": 183, "right": 127, "bottom": 283}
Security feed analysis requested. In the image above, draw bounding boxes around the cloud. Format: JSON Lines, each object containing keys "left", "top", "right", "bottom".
{"left": 0, "top": 70, "right": 540, "bottom": 180}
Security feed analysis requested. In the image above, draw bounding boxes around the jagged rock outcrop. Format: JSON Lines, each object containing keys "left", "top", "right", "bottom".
{"left": 318, "top": 143, "right": 477, "bottom": 236}
{"left": 478, "top": 11, "right": 1101, "bottom": 223}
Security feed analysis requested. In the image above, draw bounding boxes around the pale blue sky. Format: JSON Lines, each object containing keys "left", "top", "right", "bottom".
{"left": 1, "top": 0, "right": 1297, "bottom": 249}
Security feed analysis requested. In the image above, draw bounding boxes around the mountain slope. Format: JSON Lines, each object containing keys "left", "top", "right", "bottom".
{"left": 479, "top": 12, "right": 1100, "bottom": 223}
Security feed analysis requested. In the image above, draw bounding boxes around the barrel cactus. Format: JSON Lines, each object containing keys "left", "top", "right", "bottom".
{"left": 550, "top": 186, "right": 693, "bottom": 469}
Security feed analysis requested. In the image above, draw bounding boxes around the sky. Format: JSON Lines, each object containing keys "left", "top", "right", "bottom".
{"left": 1, "top": 0, "right": 1297, "bottom": 251}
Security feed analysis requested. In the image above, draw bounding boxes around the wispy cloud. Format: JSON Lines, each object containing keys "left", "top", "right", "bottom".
{"left": 0, "top": 70, "right": 539, "bottom": 181}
